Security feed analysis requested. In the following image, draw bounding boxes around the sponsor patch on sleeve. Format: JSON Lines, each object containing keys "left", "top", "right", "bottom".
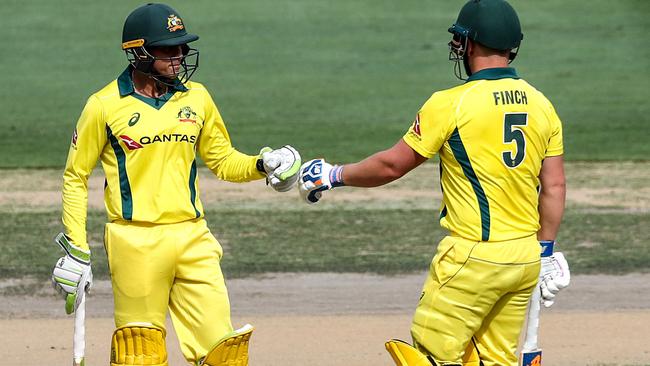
{"left": 407, "top": 113, "right": 422, "bottom": 141}
{"left": 71, "top": 128, "right": 78, "bottom": 148}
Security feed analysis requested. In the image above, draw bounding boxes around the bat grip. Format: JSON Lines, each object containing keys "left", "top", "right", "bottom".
{"left": 522, "top": 282, "right": 542, "bottom": 352}
{"left": 73, "top": 293, "right": 86, "bottom": 366}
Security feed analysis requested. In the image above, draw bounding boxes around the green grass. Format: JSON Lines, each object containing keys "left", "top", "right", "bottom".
{"left": 2, "top": 208, "right": 648, "bottom": 280}
{"left": 1, "top": 0, "right": 649, "bottom": 167}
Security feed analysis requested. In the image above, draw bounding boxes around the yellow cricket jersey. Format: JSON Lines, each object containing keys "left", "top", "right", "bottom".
{"left": 62, "top": 66, "right": 264, "bottom": 249}
{"left": 403, "top": 68, "right": 563, "bottom": 242}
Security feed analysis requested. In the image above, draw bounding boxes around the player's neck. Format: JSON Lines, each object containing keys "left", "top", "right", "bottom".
{"left": 131, "top": 70, "right": 168, "bottom": 99}
{"left": 469, "top": 55, "right": 510, "bottom": 74}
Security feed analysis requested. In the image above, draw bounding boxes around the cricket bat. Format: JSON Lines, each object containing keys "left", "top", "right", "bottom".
{"left": 520, "top": 240, "right": 556, "bottom": 365}
{"left": 73, "top": 293, "right": 86, "bottom": 366}
{"left": 520, "top": 281, "right": 543, "bottom": 366}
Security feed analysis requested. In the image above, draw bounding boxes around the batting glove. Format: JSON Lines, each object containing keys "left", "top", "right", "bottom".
{"left": 538, "top": 240, "right": 570, "bottom": 308}
{"left": 298, "top": 158, "right": 345, "bottom": 204}
{"left": 258, "top": 145, "right": 301, "bottom": 192}
{"left": 52, "top": 233, "right": 93, "bottom": 314}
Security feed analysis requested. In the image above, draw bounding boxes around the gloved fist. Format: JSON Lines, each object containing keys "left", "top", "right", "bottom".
{"left": 52, "top": 233, "right": 92, "bottom": 314}
{"left": 259, "top": 145, "right": 301, "bottom": 192}
{"left": 539, "top": 241, "right": 570, "bottom": 308}
{"left": 298, "top": 158, "right": 344, "bottom": 204}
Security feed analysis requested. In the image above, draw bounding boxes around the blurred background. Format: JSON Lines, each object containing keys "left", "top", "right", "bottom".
{"left": 0, "top": 0, "right": 648, "bottom": 279}
{"left": 2, "top": 0, "right": 648, "bottom": 168}
{"left": 1, "top": 3, "right": 649, "bottom": 364}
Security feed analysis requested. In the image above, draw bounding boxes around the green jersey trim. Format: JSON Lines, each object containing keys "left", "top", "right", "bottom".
{"left": 106, "top": 126, "right": 133, "bottom": 220}
{"left": 438, "top": 163, "right": 448, "bottom": 220}
{"left": 189, "top": 159, "right": 201, "bottom": 218}
{"left": 448, "top": 128, "right": 491, "bottom": 241}
{"left": 466, "top": 67, "right": 519, "bottom": 82}
{"left": 116, "top": 66, "right": 188, "bottom": 110}
{"left": 131, "top": 91, "right": 176, "bottom": 110}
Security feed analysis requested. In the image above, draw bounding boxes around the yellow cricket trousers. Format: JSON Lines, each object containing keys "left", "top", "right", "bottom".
{"left": 104, "top": 218, "right": 233, "bottom": 363}
{"left": 411, "top": 234, "right": 540, "bottom": 366}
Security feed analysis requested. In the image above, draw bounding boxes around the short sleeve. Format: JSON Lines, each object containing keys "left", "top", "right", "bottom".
{"left": 545, "top": 103, "right": 564, "bottom": 157}
{"left": 402, "top": 92, "right": 456, "bottom": 158}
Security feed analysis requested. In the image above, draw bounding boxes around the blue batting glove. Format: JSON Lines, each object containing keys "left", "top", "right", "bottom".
{"left": 298, "top": 159, "right": 344, "bottom": 204}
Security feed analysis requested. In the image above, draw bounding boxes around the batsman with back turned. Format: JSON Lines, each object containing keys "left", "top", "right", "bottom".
{"left": 299, "top": 1, "right": 570, "bottom": 365}
{"left": 50, "top": 3, "right": 301, "bottom": 366}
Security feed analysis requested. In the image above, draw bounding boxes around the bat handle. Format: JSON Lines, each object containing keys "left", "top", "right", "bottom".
{"left": 522, "top": 282, "right": 542, "bottom": 352}
{"left": 73, "top": 293, "right": 86, "bottom": 366}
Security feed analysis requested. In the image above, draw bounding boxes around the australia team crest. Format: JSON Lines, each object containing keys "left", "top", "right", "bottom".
{"left": 167, "top": 14, "right": 184, "bottom": 32}
{"left": 177, "top": 106, "right": 197, "bottom": 123}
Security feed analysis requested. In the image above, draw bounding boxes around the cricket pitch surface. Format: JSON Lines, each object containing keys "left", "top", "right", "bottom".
{"left": 2, "top": 272, "right": 649, "bottom": 366}
{"left": 1, "top": 163, "right": 649, "bottom": 365}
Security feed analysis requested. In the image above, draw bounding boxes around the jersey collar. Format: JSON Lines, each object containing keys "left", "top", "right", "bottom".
{"left": 117, "top": 66, "right": 188, "bottom": 97}
{"left": 466, "top": 67, "right": 519, "bottom": 82}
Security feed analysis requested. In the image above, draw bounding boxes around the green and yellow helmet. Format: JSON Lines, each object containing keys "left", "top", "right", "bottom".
{"left": 447, "top": 0, "right": 523, "bottom": 79}
{"left": 121, "top": 3, "right": 199, "bottom": 85}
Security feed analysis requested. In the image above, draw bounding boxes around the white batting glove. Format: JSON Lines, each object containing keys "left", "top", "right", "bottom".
{"left": 52, "top": 233, "right": 92, "bottom": 315}
{"left": 259, "top": 145, "right": 301, "bottom": 192}
{"left": 298, "top": 158, "right": 345, "bottom": 204}
{"left": 539, "top": 241, "right": 570, "bottom": 308}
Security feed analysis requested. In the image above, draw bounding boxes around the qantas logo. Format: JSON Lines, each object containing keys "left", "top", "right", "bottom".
{"left": 139, "top": 134, "right": 197, "bottom": 145}
{"left": 118, "top": 134, "right": 197, "bottom": 150}
{"left": 119, "top": 135, "right": 143, "bottom": 150}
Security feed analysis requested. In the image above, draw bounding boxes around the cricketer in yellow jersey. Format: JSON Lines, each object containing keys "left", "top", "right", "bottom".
{"left": 299, "top": 1, "right": 570, "bottom": 365}
{"left": 51, "top": 3, "right": 300, "bottom": 366}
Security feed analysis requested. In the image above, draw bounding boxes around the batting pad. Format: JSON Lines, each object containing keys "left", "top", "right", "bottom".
{"left": 111, "top": 323, "right": 167, "bottom": 366}
{"left": 385, "top": 339, "right": 433, "bottom": 366}
{"left": 201, "top": 324, "right": 254, "bottom": 366}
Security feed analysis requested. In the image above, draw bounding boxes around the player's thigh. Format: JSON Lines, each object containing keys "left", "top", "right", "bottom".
{"left": 473, "top": 263, "right": 538, "bottom": 366}
{"left": 105, "top": 222, "right": 175, "bottom": 329}
{"left": 168, "top": 220, "right": 233, "bottom": 360}
{"left": 411, "top": 237, "right": 502, "bottom": 363}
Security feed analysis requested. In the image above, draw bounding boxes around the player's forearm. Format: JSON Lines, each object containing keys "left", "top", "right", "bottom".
{"left": 62, "top": 169, "right": 90, "bottom": 251}
{"left": 342, "top": 150, "right": 407, "bottom": 187}
{"left": 537, "top": 183, "right": 565, "bottom": 241}
{"left": 211, "top": 149, "right": 265, "bottom": 182}
{"left": 340, "top": 140, "right": 426, "bottom": 188}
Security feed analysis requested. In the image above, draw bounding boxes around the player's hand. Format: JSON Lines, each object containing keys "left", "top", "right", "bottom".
{"left": 52, "top": 233, "right": 93, "bottom": 315}
{"left": 259, "top": 145, "right": 301, "bottom": 192}
{"left": 539, "top": 242, "right": 570, "bottom": 308}
{"left": 298, "top": 158, "right": 344, "bottom": 204}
